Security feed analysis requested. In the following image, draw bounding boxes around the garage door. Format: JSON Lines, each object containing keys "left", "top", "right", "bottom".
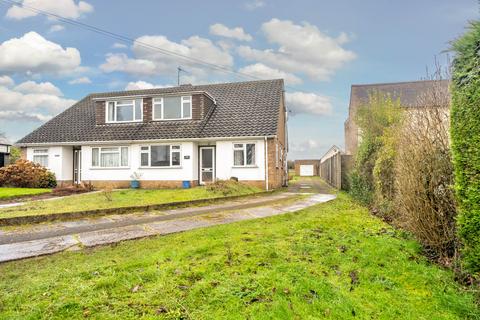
{"left": 300, "top": 165, "right": 314, "bottom": 176}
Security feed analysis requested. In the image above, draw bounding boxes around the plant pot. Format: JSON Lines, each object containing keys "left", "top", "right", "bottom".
{"left": 130, "top": 180, "right": 140, "bottom": 189}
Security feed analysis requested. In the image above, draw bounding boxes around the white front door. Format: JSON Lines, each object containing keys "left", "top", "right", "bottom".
{"left": 73, "top": 149, "right": 82, "bottom": 184}
{"left": 199, "top": 147, "right": 215, "bottom": 185}
{"left": 300, "top": 165, "right": 314, "bottom": 176}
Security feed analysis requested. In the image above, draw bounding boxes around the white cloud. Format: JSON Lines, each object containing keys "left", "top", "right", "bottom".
{"left": 286, "top": 91, "right": 332, "bottom": 116}
{"left": 68, "top": 76, "right": 91, "bottom": 84}
{"left": 112, "top": 42, "right": 127, "bottom": 49}
{"left": 14, "top": 80, "right": 62, "bottom": 96}
{"left": 6, "top": 0, "right": 93, "bottom": 20}
{"left": 238, "top": 18, "right": 355, "bottom": 81}
{"left": 49, "top": 24, "right": 65, "bottom": 33}
{"left": 125, "top": 81, "right": 170, "bottom": 90}
{"left": 0, "top": 75, "right": 14, "bottom": 87}
{"left": 290, "top": 139, "right": 320, "bottom": 153}
{"left": 245, "top": 0, "right": 265, "bottom": 10}
{"left": 0, "top": 110, "right": 52, "bottom": 122}
{"left": 0, "top": 32, "right": 81, "bottom": 75}
{"left": 209, "top": 23, "right": 252, "bottom": 41}
{"left": 100, "top": 53, "right": 157, "bottom": 75}
{"left": 133, "top": 35, "right": 233, "bottom": 69}
{"left": 101, "top": 34, "right": 233, "bottom": 83}
{"left": 125, "top": 81, "right": 155, "bottom": 90}
{"left": 0, "top": 79, "right": 75, "bottom": 122}
{"left": 239, "top": 63, "right": 302, "bottom": 85}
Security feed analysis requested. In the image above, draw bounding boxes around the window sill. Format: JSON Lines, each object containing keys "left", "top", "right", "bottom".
{"left": 232, "top": 165, "right": 258, "bottom": 169}
{"left": 90, "top": 167, "right": 130, "bottom": 170}
{"left": 105, "top": 121, "right": 143, "bottom": 124}
{"left": 138, "top": 166, "right": 183, "bottom": 169}
{"left": 151, "top": 118, "right": 192, "bottom": 122}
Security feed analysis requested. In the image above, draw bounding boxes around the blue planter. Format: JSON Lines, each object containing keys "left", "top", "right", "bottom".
{"left": 130, "top": 180, "right": 140, "bottom": 189}
{"left": 182, "top": 180, "right": 191, "bottom": 189}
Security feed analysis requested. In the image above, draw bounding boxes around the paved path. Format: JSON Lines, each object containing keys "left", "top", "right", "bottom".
{"left": 0, "top": 179, "right": 336, "bottom": 263}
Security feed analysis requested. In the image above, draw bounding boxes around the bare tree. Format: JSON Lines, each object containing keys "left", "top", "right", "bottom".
{"left": 394, "top": 63, "right": 457, "bottom": 262}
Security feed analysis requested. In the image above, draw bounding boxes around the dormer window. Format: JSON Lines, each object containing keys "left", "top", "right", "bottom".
{"left": 153, "top": 96, "right": 192, "bottom": 120}
{"left": 106, "top": 99, "right": 142, "bottom": 123}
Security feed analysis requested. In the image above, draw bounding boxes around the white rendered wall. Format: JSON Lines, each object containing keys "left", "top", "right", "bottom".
{"left": 27, "top": 139, "right": 266, "bottom": 183}
{"left": 81, "top": 142, "right": 197, "bottom": 181}
{"left": 26, "top": 146, "right": 72, "bottom": 181}
{"left": 215, "top": 139, "right": 265, "bottom": 181}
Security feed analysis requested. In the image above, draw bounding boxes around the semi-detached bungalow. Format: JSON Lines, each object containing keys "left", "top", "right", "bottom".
{"left": 16, "top": 79, "right": 288, "bottom": 190}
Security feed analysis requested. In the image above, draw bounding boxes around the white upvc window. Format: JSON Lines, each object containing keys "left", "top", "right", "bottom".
{"left": 91, "top": 146, "right": 129, "bottom": 168}
{"left": 140, "top": 145, "right": 182, "bottom": 167}
{"left": 233, "top": 143, "right": 256, "bottom": 167}
{"left": 33, "top": 148, "right": 49, "bottom": 167}
{"left": 153, "top": 96, "right": 192, "bottom": 120}
{"left": 106, "top": 99, "right": 142, "bottom": 123}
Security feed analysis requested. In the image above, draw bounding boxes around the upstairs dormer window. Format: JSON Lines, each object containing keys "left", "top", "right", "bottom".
{"left": 153, "top": 96, "right": 192, "bottom": 120}
{"left": 106, "top": 99, "right": 142, "bottom": 123}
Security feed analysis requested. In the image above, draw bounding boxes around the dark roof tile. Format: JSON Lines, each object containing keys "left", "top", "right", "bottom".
{"left": 18, "top": 79, "right": 284, "bottom": 144}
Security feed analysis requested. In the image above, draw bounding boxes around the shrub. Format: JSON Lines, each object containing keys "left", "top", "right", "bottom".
{"left": 395, "top": 104, "right": 456, "bottom": 261}
{"left": 349, "top": 91, "right": 402, "bottom": 209}
{"left": 0, "top": 159, "right": 56, "bottom": 188}
{"left": 373, "top": 128, "right": 398, "bottom": 217}
{"left": 206, "top": 179, "right": 257, "bottom": 196}
{"left": 8, "top": 146, "right": 22, "bottom": 164}
{"left": 451, "top": 21, "right": 480, "bottom": 273}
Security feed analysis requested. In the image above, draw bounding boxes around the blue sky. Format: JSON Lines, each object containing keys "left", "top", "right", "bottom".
{"left": 0, "top": 0, "right": 477, "bottom": 159}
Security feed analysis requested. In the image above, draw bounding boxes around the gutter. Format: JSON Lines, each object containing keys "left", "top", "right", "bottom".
{"left": 16, "top": 135, "right": 277, "bottom": 147}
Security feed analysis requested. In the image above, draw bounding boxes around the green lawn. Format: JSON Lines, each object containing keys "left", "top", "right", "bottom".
{"left": 0, "top": 193, "right": 478, "bottom": 319}
{"left": 0, "top": 184, "right": 260, "bottom": 219}
{"left": 0, "top": 187, "right": 51, "bottom": 200}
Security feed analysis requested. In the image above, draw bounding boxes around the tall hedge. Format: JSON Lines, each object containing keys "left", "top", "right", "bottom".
{"left": 451, "top": 21, "right": 480, "bottom": 273}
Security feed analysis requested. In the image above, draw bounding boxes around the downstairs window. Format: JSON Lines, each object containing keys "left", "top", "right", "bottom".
{"left": 33, "top": 148, "right": 49, "bottom": 167}
{"left": 91, "top": 147, "right": 129, "bottom": 168}
{"left": 140, "top": 145, "right": 181, "bottom": 167}
{"left": 233, "top": 143, "right": 256, "bottom": 166}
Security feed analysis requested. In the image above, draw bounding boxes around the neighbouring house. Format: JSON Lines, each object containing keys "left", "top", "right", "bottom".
{"left": 317, "top": 79, "right": 449, "bottom": 190}
{"left": 344, "top": 79, "right": 450, "bottom": 155}
{"left": 0, "top": 138, "right": 11, "bottom": 167}
{"left": 16, "top": 79, "right": 288, "bottom": 190}
{"left": 294, "top": 160, "right": 320, "bottom": 177}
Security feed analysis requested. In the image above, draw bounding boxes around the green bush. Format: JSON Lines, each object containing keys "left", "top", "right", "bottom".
{"left": 0, "top": 159, "right": 57, "bottom": 188}
{"left": 451, "top": 21, "right": 480, "bottom": 273}
{"left": 349, "top": 91, "right": 402, "bottom": 210}
{"left": 373, "top": 129, "right": 397, "bottom": 216}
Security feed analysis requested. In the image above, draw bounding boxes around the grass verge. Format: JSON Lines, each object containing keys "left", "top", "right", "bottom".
{"left": 0, "top": 193, "right": 478, "bottom": 319}
{"left": 0, "top": 187, "right": 51, "bottom": 200}
{"left": 0, "top": 183, "right": 260, "bottom": 219}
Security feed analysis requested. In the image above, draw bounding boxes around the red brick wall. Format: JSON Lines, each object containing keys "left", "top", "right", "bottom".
{"left": 266, "top": 93, "right": 288, "bottom": 190}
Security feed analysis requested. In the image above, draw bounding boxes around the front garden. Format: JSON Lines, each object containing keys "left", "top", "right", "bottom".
{"left": 0, "top": 181, "right": 261, "bottom": 220}
{"left": 0, "top": 187, "right": 52, "bottom": 200}
{"left": 0, "top": 193, "right": 478, "bottom": 319}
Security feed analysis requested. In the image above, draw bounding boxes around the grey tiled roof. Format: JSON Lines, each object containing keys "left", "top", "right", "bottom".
{"left": 17, "top": 79, "right": 284, "bottom": 145}
{"left": 351, "top": 79, "right": 450, "bottom": 107}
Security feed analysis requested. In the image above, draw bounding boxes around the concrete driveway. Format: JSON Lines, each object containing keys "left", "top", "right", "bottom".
{"left": 288, "top": 177, "right": 334, "bottom": 194}
{"left": 0, "top": 178, "right": 336, "bottom": 263}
